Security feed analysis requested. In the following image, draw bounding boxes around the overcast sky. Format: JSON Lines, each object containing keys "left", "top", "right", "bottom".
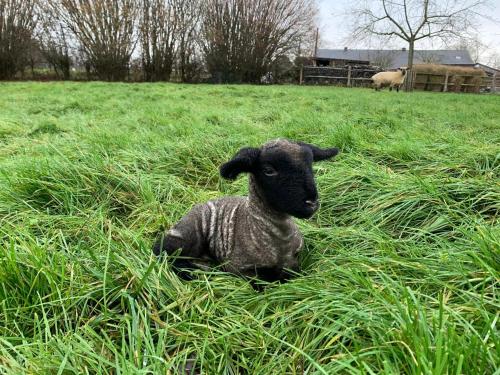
{"left": 317, "top": 0, "right": 500, "bottom": 64}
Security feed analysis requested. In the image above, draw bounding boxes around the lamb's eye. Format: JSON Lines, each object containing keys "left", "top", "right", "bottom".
{"left": 263, "top": 166, "right": 278, "bottom": 176}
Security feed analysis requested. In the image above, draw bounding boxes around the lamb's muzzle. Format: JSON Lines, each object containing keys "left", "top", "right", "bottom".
{"left": 153, "top": 139, "right": 339, "bottom": 284}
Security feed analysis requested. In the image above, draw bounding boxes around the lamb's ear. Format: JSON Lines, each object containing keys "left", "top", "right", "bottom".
{"left": 299, "top": 142, "right": 339, "bottom": 162}
{"left": 220, "top": 147, "right": 260, "bottom": 180}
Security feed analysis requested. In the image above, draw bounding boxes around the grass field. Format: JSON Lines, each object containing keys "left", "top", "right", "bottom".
{"left": 0, "top": 82, "right": 498, "bottom": 374}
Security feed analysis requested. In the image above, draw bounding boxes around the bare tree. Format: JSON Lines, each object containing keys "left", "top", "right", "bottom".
{"left": 0, "top": 0, "right": 39, "bottom": 79}
{"left": 417, "top": 51, "right": 441, "bottom": 64}
{"left": 140, "top": 0, "right": 178, "bottom": 81}
{"left": 37, "top": 0, "right": 73, "bottom": 79}
{"left": 349, "top": 0, "right": 489, "bottom": 76}
{"left": 175, "top": 0, "right": 202, "bottom": 82}
{"left": 201, "top": 0, "right": 317, "bottom": 83}
{"left": 140, "top": 0, "right": 204, "bottom": 82}
{"left": 54, "top": 0, "right": 139, "bottom": 81}
{"left": 370, "top": 50, "right": 395, "bottom": 69}
{"left": 448, "top": 34, "right": 488, "bottom": 63}
{"left": 486, "top": 52, "right": 500, "bottom": 69}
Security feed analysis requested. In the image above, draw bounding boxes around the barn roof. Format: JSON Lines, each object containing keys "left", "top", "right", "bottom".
{"left": 315, "top": 49, "right": 474, "bottom": 68}
{"left": 474, "top": 63, "right": 500, "bottom": 75}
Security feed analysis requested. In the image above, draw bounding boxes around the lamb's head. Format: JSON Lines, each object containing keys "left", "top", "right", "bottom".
{"left": 220, "top": 139, "right": 339, "bottom": 218}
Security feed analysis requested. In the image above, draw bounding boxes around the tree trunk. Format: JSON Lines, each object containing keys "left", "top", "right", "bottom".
{"left": 62, "top": 57, "right": 71, "bottom": 80}
{"left": 30, "top": 58, "right": 36, "bottom": 79}
{"left": 407, "top": 40, "right": 414, "bottom": 70}
{"left": 405, "top": 39, "right": 415, "bottom": 91}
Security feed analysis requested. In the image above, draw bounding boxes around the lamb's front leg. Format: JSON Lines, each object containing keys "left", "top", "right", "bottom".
{"left": 243, "top": 265, "right": 300, "bottom": 291}
{"left": 255, "top": 266, "right": 298, "bottom": 282}
{"left": 279, "top": 254, "right": 301, "bottom": 282}
{"left": 241, "top": 256, "right": 300, "bottom": 289}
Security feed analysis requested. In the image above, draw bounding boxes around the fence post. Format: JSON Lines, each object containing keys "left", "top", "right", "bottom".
{"left": 347, "top": 65, "right": 352, "bottom": 87}
{"left": 443, "top": 72, "right": 449, "bottom": 92}
{"left": 493, "top": 72, "right": 497, "bottom": 93}
{"left": 299, "top": 66, "right": 303, "bottom": 85}
{"left": 424, "top": 73, "right": 430, "bottom": 91}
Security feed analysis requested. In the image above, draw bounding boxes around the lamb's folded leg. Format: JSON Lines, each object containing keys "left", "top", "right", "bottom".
{"left": 152, "top": 230, "right": 185, "bottom": 256}
{"left": 152, "top": 232, "right": 198, "bottom": 280}
{"left": 153, "top": 208, "right": 211, "bottom": 280}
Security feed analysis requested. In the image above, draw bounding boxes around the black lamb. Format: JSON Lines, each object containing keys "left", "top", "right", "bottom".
{"left": 153, "top": 139, "right": 339, "bottom": 283}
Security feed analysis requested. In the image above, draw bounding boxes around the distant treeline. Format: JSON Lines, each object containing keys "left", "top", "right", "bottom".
{"left": 0, "top": 0, "right": 317, "bottom": 83}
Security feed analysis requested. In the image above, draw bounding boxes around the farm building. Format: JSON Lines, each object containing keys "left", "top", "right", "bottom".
{"left": 314, "top": 48, "right": 475, "bottom": 69}
{"left": 474, "top": 63, "right": 500, "bottom": 76}
{"left": 473, "top": 63, "right": 500, "bottom": 92}
{"left": 303, "top": 48, "right": 496, "bottom": 92}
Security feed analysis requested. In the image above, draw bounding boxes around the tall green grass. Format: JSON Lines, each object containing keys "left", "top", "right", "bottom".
{"left": 0, "top": 82, "right": 498, "bottom": 374}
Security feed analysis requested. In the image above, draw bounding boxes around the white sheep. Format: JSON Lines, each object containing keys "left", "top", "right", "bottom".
{"left": 372, "top": 68, "right": 407, "bottom": 92}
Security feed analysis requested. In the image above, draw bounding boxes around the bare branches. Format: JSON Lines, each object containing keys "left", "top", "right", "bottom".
{"left": 0, "top": 0, "right": 39, "bottom": 79}
{"left": 381, "top": 0, "right": 410, "bottom": 39}
{"left": 447, "top": 33, "right": 489, "bottom": 62}
{"left": 37, "top": 0, "right": 73, "bottom": 79}
{"left": 140, "top": 0, "right": 178, "bottom": 81}
{"left": 350, "top": 0, "right": 487, "bottom": 46}
{"left": 53, "top": 0, "right": 139, "bottom": 81}
{"left": 174, "top": 0, "right": 201, "bottom": 82}
{"left": 348, "top": 0, "right": 489, "bottom": 72}
{"left": 3, "top": 0, "right": 318, "bottom": 82}
{"left": 139, "top": 0, "right": 204, "bottom": 83}
{"left": 201, "top": 0, "right": 316, "bottom": 83}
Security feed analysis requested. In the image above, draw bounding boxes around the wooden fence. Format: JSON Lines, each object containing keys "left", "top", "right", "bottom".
{"left": 412, "top": 71, "right": 495, "bottom": 93}
{"left": 300, "top": 66, "right": 379, "bottom": 87}
{"left": 301, "top": 66, "right": 498, "bottom": 93}
{"left": 481, "top": 73, "right": 498, "bottom": 93}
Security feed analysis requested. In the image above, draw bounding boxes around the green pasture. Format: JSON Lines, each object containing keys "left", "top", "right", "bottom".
{"left": 0, "top": 82, "right": 498, "bottom": 374}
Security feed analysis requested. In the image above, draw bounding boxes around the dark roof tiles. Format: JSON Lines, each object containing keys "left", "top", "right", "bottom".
{"left": 315, "top": 49, "right": 474, "bottom": 68}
